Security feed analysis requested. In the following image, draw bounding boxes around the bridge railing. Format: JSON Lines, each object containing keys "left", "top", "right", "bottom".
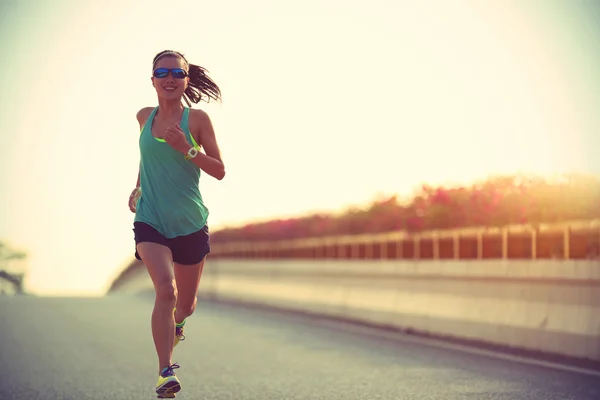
{"left": 209, "top": 219, "right": 600, "bottom": 261}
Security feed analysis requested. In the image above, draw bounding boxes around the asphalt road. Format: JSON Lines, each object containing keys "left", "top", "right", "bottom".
{"left": 1, "top": 295, "right": 598, "bottom": 400}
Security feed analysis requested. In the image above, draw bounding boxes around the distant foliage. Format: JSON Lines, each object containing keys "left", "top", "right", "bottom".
{"left": 211, "top": 174, "right": 600, "bottom": 243}
{"left": 0, "top": 242, "right": 27, "bottom": 261}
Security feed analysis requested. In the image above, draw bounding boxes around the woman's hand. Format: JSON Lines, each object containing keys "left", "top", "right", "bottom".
{"left": 129, "top": 187, "right": 141, "bottom": 213}
{"left": 164, "top": 123, "right": 192, "bottom": 154}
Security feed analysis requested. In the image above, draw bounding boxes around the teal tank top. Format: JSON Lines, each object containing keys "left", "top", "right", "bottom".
{"left": 134, "top": 106, "right": 209, "bottom": 238}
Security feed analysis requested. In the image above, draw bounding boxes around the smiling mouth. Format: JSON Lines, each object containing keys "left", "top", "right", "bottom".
{"left": 163, "top": 86, "right": 177, "bottom": 92}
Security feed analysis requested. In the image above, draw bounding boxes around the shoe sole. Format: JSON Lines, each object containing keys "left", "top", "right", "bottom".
{"left": 156, "top": 380, "right": 181, "bottom": 398}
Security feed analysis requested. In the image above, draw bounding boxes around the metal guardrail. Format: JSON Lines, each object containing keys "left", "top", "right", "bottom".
{"left": 108, "top": 219, "right": 600, "bottom": 295}
{"left": 209, "top": 219, "right": 600, "bottom": 261}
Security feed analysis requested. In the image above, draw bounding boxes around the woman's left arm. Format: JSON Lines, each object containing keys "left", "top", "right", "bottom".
{"left": 188, "top": 109, "right": 226, "bottom": 180}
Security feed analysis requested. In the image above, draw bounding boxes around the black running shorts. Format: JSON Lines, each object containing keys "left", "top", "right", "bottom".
{"left": 133, "top": 222, "right": 211, "bottom": 265}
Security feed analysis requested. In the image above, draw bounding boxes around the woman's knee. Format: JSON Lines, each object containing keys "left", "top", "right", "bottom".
{"left": 178, "top": 296, "right": 197, "bottom": 317}
{"left": 155, "top": 280, "right": 178, "bottom": 303}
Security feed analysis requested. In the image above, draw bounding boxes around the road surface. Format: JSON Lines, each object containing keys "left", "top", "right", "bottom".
{"left": 0, "top": 295, "right": 598, "bottom": 399}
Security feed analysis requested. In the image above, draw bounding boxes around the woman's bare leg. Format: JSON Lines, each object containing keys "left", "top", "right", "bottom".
{"left": 136, "top": 242, "right": 177, "bottom": 374}
{"left": 174, "top": 258, "right": 205, "bottom": 324}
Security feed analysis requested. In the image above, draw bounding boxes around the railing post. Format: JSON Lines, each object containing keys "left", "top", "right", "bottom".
{"left": 366, "top": 238, "right": 373, "bottom": 259}
{"left": 414, "top": 235, "right": 420, "bottom": 260}
{"left": 315, "top": 242, "right": 322, "bottom": 259}
{"left": 531, "top": 229, "right": 537, "bottom": 260}
{"left": 597, "top": 225, "right": 600, "bottom": 258}
{"left": 337, "top": 242, "right": 345, "bottom": 259}
{"left": 351, "top": 242, "right": 359, "bottom": 260}
{"left": 396, "top": 239, "right": 403, "bottom": 260}
{"left": 502, "top": 228, "right": 508, "bottom": 260}
{"left": 298, "top": 244, "right": 305, "bottom": 259}
{"left": 562, "top": 226, "right": 570, "bottom": 260}
{"left": 329, "top": 239, "right": 337, "bottom": 259}
{"left": 477, "top": 230, "right": 483, "bottom": 260}
{"left": 453, "top": 232, "right": 460, "bottom": 260}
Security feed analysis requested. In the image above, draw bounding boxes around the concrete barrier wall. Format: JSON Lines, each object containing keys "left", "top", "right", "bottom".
{"left": 110, "top": 259, "right": 600, "bottom": 363}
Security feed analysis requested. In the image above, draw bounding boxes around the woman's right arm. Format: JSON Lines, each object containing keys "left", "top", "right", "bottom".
{"left": 129, "top": 107, "right": 153, "bottom": 213}
{"left": 129, "top": 172, "right": 141, "bottom": 213}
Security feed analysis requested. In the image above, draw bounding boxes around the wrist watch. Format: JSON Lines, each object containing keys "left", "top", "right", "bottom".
{"left": 184, "top": 147, "right": 199, "bottom": 160}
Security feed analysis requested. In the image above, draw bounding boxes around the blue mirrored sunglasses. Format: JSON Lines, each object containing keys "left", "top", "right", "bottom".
{"left": 153, "top": 68, "right": 188, "bottom": 79}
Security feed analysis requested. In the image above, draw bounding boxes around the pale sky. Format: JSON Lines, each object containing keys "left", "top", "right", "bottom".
{"left": 0, "top": 0, "right": 599, "bottom": 296}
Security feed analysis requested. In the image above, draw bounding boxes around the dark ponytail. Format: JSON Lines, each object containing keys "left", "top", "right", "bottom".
{"left": 184, "top": 63, "right": 222, "bottom": 106}
{"left": 152, "top": 50, "right": 222, "bottom": 106}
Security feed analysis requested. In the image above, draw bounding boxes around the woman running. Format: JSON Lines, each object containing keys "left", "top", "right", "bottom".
{"left": 128, "top": 49, "right": 224, "bottom": 398}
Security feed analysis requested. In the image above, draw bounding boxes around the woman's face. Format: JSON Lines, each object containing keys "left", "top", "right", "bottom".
{"left": 151, "top": 56, "right": 189, "bottom": 101}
